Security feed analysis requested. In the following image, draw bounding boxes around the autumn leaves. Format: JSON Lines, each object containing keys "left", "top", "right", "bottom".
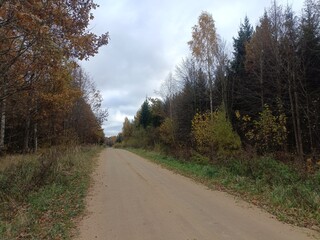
{"left": 0, "top": 1, "right": 108, "bottom": 153}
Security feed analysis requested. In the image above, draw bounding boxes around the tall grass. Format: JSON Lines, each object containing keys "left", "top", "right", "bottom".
{"left": 130, "top": 148, "right": 320, "bottom": 229}
{"left": 0, "top": 145, "right": 102, "bottom": 240}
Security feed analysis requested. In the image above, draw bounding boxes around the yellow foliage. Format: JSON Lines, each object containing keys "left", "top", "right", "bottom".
{"left": 192, "top": 108, "right": 241, "bottom": 160}
{"left": 240, "top": 104, "right": 287, "bottom": 153}
{"left": 159, "top": 118, "right": 175, "bottom": 146}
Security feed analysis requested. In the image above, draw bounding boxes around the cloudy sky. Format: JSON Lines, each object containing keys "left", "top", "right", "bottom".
{"left": 81, "top": 0, "right": 304, "bottom": 137}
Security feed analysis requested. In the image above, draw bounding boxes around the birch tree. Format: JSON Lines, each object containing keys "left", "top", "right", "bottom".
{"left": 188, "top": 12, "right": 219, "bottom": 116}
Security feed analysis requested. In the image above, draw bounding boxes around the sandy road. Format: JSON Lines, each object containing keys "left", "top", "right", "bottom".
{"left": 76, "top": 148, "right": 319, "bottom": 240}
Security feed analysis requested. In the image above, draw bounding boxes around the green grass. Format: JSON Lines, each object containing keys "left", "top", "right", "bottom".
{"left": 0, "top": 145, "right": 102, "bottom": 240}
{"left": 129, "top": 148, "right": 320, "bottom": 230}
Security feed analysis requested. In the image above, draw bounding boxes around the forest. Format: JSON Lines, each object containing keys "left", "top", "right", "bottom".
{"left": 0, "top": 1, "right": 110, "bottom": 238}
{"left": 0, "top": 0, "right": 108, "bottom": 154}
{"left": 118, "top": 0, "right": 320, "bottom": 170}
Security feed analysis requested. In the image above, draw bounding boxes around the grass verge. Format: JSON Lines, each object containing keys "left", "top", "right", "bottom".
{"left": 129, "top": 148, "right": 320, "bottom": 231}
{"left": 0, "top": 145, "right": 102, "bottom": 240}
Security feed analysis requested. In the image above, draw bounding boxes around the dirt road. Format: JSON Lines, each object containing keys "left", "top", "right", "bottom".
{"left": 76, "top": 148, "right": 319, "bottom": 240}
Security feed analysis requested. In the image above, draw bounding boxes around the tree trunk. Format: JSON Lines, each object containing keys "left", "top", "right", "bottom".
{"left": 33, "top": 97, "right": 38, "bottom": 153}
{"left": 260, "top": 50, "right": 264, "bottom": 108}
{"left": 208, "top": 72, "right": 213, "bottom": 118}
{"left": 305, "top": 97, "right": 314, "bottom": 155}
{"left": 293, "top": 73, "right": 303, "bottom": 161}
{"left": 33, "top": 122, "right": 38, "bottom": 153}
{"left": 288, "top": 76, "right": 299, "bottom": 157}
{"left": 23, "top": 112, "right": 31, "bottom": 153}
{"left": 0, "top": 98, "right": 6, "bottom": 154}
{"left": 0, "top": 80, "right": 7, "bottom": 154}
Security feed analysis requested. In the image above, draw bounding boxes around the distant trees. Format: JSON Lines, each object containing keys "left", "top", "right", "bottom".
{"left": 140, "top": 100, "right": 152, "bottom": 129}
{"left": 0, "top": 1, "right": 108, "bottom": 153}
{"left": 120, "top": 0, "right": 320, "bottom": 164}
{"left": 120, "top": 98, "right": 165, "bottom": 149}
{"left": 122, "top": 117, "right": 133, "bottom": 141}
{"left": 67, "top": 66, "right": 108, "bottom": 145}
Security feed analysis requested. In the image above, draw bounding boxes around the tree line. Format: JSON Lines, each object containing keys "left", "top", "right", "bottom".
{"left": 0, "top": 0, "right": 108, "bottom": 154}
{"left": 119, "top": 0, "right": 320, "bottom": 165}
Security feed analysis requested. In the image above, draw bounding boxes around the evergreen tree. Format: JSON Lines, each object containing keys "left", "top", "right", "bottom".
{"left": 229, "top": 16, "right": 254, "bottom": 134}
{"left": 231, "top": 16, "right": 253, "bottom": 78}
{"left": 139, "top": 100, "right": 151, "bottom": 129}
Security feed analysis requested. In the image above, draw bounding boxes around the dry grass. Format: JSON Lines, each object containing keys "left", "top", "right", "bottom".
{"left": 0, "top": 154, "right": 37, "bottom": 171}
{"left": 0, "top": 145, "right": 102, "bottom": 240}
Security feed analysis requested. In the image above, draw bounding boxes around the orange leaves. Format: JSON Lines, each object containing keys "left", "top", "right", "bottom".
{"left": 1, "top": 0, "right": 109, "bottom": 65}
{"left": 0, "top": 1, "right": 108, "bottom": 149}
{"left": 0, "top": 4, "right": 7, "bottom": 17}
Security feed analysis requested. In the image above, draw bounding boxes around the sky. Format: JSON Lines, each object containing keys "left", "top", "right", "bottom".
{"left": 81, "top": 0, "right": 304, "bottom": 137}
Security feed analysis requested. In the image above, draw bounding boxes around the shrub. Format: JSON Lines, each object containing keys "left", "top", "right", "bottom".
{"left": 190, "top": 151, "right": 210, "bottom": 165}
{"left": 238, "top": 104, "right": 287, "bottom": 153}
{"left": 159, "top": 118, "right": 176, "bottom": 146}
{"left": 192, "top": 108, "right": 241, "bottom": 160}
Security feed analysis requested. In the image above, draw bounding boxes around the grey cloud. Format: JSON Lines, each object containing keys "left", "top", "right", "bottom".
{"left": 103, "top": 122, "right": 123, "bottom": 137}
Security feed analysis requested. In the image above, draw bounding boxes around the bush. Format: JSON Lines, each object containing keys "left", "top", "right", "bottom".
{"left": 123, "top": 126, "right": 158, "bottom": 149}
{"left": 113, "top": 142, "right": 123, "bottom": 148}
{"left": 192, "top": 108, "right": 241, "bottom": 160}
{"left": 159, "top": 118, "right": 176, "bottom": 147}
{"left": 239, "top": 104, "right": 287, "bottom": 153}
{"left": 190, "top": 151, "right": 210, "bottom": 165}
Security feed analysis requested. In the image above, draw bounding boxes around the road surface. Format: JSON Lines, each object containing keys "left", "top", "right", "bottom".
{"left": 76, "top": 148, "right": 319, "bottom": 240}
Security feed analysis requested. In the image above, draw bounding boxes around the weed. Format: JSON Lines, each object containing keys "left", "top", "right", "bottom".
{"left": 0, "top": 145, "right": 101, "bottom": 240}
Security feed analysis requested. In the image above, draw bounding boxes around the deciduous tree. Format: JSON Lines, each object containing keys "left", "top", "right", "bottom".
{"left": 188, "top": 12, "right": 219, "bottom": 116}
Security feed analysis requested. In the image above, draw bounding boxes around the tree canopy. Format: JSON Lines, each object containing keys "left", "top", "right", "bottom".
{"left": 0, "top": 0, "right": 108, "bottom": 153}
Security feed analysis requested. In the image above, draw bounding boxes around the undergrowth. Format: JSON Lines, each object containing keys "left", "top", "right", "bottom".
{"left": 0, "top": 145, "right": 101, "bottom": 240}
{"left": 129, "top": 148, "right": 320, "bottom": 230}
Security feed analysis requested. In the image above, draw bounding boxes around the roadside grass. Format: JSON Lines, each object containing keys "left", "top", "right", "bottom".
{"left": 129, "top": 148, "right": 320, "bottom": 230}
{"left": 0, "top": 145, "right": 102, "bottom": 240}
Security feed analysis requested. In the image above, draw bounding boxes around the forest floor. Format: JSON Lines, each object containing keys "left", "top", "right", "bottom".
{"left": 76, "top": 148, "right": 319, "bottom": 240}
